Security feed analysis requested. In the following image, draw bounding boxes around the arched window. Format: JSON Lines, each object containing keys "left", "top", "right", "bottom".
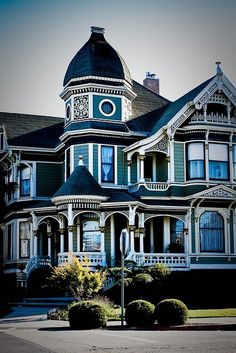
{"left": 170, "top": 218, "right": 184, "bottom": 252}
{"left": 81, "top": 214, "right": 101, "bottom": 252}
{"left": 199, "top": 211, "right": 224, "bottom": 252}
{"left": 19, "top": 165, "right": 31, "bottom": 196}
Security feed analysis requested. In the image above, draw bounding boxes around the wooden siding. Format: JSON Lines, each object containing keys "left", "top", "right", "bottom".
{"left": 117, "top": 146, "right": 127, "bottom": 185}
{"left": 36, "top": 163, "right": 63, "bottom": 197}
{"left": 174, "top": 142, "right": 185, "bottom": 182}
{"left": 74, "top": 145, "right": 89, "bottom": 169}
{"left": 131, "top": 158, "right": 137, "bottom": 184}
{"left": 105, "top": 218, "right": 111, "bottom": 266}
{"left": 157, "top": 155, "right": 168, "bottom": 181}
{"left": 93, "top": 144, "right": 98, "bottom": 181}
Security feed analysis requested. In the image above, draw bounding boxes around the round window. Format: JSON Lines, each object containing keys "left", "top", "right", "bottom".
{"left": 99, "top": 99, "right": 116, "bottom": 117}
{"left": 66, "top": 105, "right": 71, "bottom": 121}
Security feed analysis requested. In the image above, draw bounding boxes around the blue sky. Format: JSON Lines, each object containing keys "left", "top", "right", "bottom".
{"left": 0, "top": 0, "right": 235, "bottom": 117}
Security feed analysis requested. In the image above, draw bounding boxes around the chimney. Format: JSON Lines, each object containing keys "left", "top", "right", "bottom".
{"left": 143, "top": 72, "right": 160, "bottom": 95}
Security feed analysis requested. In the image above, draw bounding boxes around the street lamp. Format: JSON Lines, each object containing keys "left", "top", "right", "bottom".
{"left": 120, "top": 228, "right": 129, "bottom": 326}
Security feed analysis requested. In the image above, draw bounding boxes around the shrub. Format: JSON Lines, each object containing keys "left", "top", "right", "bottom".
{"left": 132, "top": 273, "right": 154, "bottom": 285}
{"left": 146, "top": 263, "right": 171, "bottom": 281}
{"left": 125, "top": 299, "right": 155, "bottom": 327}
{"left": 68, "top": 301, "right": 107, "bottom": 329}
{"left": 155, "top": 299, "right": 188, "bottom": 326}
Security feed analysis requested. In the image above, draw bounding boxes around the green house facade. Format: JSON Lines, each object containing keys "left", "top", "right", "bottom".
{"left": 1, "top": 27, "right": 236, "bottom": 291}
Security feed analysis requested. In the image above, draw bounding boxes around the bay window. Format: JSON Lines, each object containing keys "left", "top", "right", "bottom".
{"left": 19, "top": 165, "right": 31, "bottom": 196}
{"left": 200, "top": 211, "right": 224, "bottom": 252}
{"left": 187, "top": 142, "right": 205, "bottom": 179}
{"left": 19, "top": 221, "right": 31, "bottom": 258}
{"left": 101, "top": 146, "right": 114, "bottom": 183}
{"left": 209, "top": 144, "right": 228, "bottom": 180}
{"left": 81, "top": 214, "right": 101, "bottom": 252}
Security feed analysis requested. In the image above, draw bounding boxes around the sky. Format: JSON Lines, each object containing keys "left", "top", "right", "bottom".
{"left": 0, "top": 0, "right": 235, "bottom": 118}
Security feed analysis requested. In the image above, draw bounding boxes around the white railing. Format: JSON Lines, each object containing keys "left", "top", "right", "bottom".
{"left": 25, "top": 255, "right": 51, "bottom": 275}
{"left": 103, "top": 277, "right": 117, "bottom": 291}
{"left": 129, "top": 182, "right": 169, "bottom": 193}
{"left": 127, "top": 252, "right": 189, "bottom": 268}
{"left": 57, "top": 252, "right": 106, "bottom": 268}
{"left": 190, "top": 112, "right": 236, "bottom": 126}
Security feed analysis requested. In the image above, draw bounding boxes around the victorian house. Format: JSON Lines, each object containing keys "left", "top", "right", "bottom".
{"left": 1, "top": 27, "right": 236, "bottom": 290}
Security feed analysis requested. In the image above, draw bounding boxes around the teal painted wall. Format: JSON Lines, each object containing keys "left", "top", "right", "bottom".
{"left": 93, "top": 144, "right": 98, "bottom": 181}
{"left": 131, "top": 157, "right": 137, "bottom": 184}
{"left": 174, "top": 142, "right": 185, "bottom": 182}
{"left": 36, "top": 163, "right": 63, "bottom": 197}
{"left": 93, "top": 95, "right": 121, "bottom": 120}
{"left": 117, "top": 146, "right": 127, "bottom": 185}
{"left": 157, "top": 154, "right": 168, "bottom": 181}
{"left": 74, "top": 145, "right": 89, "bottom": 169}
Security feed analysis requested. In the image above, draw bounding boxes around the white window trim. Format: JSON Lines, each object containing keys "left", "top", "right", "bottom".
{"left": 98, "top": 144, "right": 117, "bottom": 185}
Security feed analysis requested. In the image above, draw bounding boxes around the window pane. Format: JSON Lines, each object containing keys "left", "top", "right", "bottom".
{"left": 188, "top": 160, "right": 204, "bottom": 179}
{"left": 209, "top": 144, "right": 228, "bottom": 161}
{"left": 188, "top": 143, "right": 204, "bottom": 159}
{"left": 20, "top": 166, "right": 31, "bottom": 196}
{"left": 101, "top": 146, "right": 114, "bottom": 182}
{"left": 209, "top": 161, "right": 228, "bottom": 180}
{"left": 19, "top": 222, "right": 31, "bottom": 258}
{"left": 200, "top": 212, "right": 224, "bottom": 252}
{"left": 82, "top": 220, "right": 101, "bottom": 252}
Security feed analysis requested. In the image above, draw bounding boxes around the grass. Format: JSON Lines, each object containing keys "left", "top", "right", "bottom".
{"left": 188, "top": 308, "right": 236, "bottom": 318}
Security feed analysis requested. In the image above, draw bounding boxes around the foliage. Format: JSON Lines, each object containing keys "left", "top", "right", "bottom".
{"left": 132, "top": 273, "right": 154, "bottom": 285}
{"left": 125, "top": 299, "right": 155, "bottom": 327}
{"left": 107, "top": 266, "right": 132, "bottom": 279}
{"left": 47, "top": 256, "right": 105, "bottom": 300}
{"left": 68, "top": 300, "right": 107, "bottom": 329}
{"left": 145, "top": 263, "right": 171, "bottom": 281}
{"left": 155, "top": 298, "right": 188, "bottom": 326}
{"left": 47, "top": 307, "right": 69, "bottom": 321}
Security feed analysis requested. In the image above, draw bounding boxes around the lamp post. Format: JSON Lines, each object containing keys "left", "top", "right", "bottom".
{"left": 120, "top": 228, "right": 129, "bottom": 326}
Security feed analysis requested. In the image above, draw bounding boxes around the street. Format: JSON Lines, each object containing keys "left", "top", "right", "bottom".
{"left": 1, "top": 311, "right": 236, "bottom": 353}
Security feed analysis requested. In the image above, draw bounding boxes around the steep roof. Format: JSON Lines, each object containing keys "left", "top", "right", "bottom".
{"left": 64, "top": 27, "right": 132, "bottom": 86}
{"left": 52, "top": 162, "right": 108, "bottom": 199}
{"left": 0, "top": 112, "right": 63, "bottom": 140}
{"left": 9, "top": 122, "right": 64, "bottom": 148}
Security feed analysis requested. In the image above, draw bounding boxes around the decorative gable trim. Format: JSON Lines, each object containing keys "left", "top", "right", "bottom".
{"left": 190, "top": 185, "right": 236, "bottom": 200}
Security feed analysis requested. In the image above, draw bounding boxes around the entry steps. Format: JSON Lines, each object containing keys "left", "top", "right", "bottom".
{"left": 9, "top": 297, "right": 76, "bottom": 308}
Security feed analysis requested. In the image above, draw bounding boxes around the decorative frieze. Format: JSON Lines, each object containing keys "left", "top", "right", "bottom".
{"left": 146, "top": 135, "right": 168, "bottom": 153}
{"left": 74, "top": 95, "right": 89, "bottom": 119}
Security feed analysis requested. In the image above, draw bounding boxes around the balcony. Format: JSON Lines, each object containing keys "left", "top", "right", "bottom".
{"left": 57, "top": 252, "right": 106, "bottom": 268}
{"left": 128, "top": 181, "right": 169, "bottom": 193}
{"left": 127, "top": 252, "right": 189, "bottom": 269}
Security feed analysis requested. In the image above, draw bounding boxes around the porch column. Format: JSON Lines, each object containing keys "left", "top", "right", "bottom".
{"left": 47, "top": 233, "right": 52, "bottom": 257}
{"left": 68, "top": 226, "right": 74, "bottom": 252}
{"left": 46, "top": 221, "right": 52, "bottom": 257}
{"left": 139, "top": 155, "right": 145, "bottom": 182}
{"left": 100, "top": 226, "right": 105, "bottom": 252}
{"left": 68, "top": 203, "right": 74, "bottom": 252}
{"left": 163, "top": 217, "right": 170, "bottom": 252}
{"left": 139, "top": 228, "right": 144, "bottom": 253}
{"left": 33, "top": 231, "right": 38, "bottom": 255}
{"left": 76, "top": 220, "right": 80, "bottom": 252}
{"left": 127, "top": 160, "right": 132, "bottom": 185}
{"left": 110, "top": 214, "right": 115, "bottom": 266}
{"left": 59, "top": 229, "right": 65, "bottom": 253}
{"left": 129, "top": 226, "right": 135, "bottom": 252}
{"left": 150, "top": 218, "right": 154, "bottom": 253}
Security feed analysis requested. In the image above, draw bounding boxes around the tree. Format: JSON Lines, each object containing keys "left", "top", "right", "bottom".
{"left": 47, "top": 256, "right": 105, "bottom": 300}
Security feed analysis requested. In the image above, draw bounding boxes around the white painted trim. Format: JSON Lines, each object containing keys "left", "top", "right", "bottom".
{"left": 70, "top": 146, "right": 74, "bottom": 173}
{"left": 114, "top": 145, "right": 118, "bottom": 185}
{"left": 89, "top": 143, "right": 93, "bottom": 174}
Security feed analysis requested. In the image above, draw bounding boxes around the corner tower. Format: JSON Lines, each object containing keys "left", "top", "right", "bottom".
{"left": 60, "top": 26, "right": 136, "bottom": 125}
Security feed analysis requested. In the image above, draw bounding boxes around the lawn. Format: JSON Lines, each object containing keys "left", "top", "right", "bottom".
{"left": 188, "top": 308, "right": 236, "bottom": 318}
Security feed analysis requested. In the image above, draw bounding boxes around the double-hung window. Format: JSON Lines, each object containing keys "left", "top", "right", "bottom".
{"left": 187, "top": 142, "right": 205, "bottom": 179}
{"left": 209, "top": 144, "right": 228, "bottom": 180}
{"left": 101, "top": 146, "right": 114, "bottom": 183}
{"left": 19, "top": 221, "right": 31, "bottom": 258}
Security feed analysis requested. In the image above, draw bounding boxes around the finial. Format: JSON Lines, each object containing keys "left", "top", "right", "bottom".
{"left": 78, "top": 155, "right": 84, "bottom": 166}
{"left": 215, "top": 61, "right": 223, "bottom": 75}
{"left": 91, "top": 26, "right": 105, "bottom": 34}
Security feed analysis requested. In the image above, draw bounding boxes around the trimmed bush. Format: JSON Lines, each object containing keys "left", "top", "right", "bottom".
{"left": 132, "top": 273, "right": 154, "bottom": 285}
{"left": 155, "top": 299, "right": 188, "bottom": 326}
{"left": 125, "top": 299, "right": 155, "bottom": 327}
{"left": 68, "top": 301, "right": 107, "bottom": 329}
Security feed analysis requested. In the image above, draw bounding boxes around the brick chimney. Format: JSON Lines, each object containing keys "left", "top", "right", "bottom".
{"left": 143, "top": 72, "right": 160, "bottom": 95}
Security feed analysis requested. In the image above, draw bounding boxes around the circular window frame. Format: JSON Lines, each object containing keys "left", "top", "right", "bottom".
{"left": 99, "top": 99, "right": 116, "bottom": 117}
{"left": 66, "top": 104, "right": 71, "bottom": 121}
